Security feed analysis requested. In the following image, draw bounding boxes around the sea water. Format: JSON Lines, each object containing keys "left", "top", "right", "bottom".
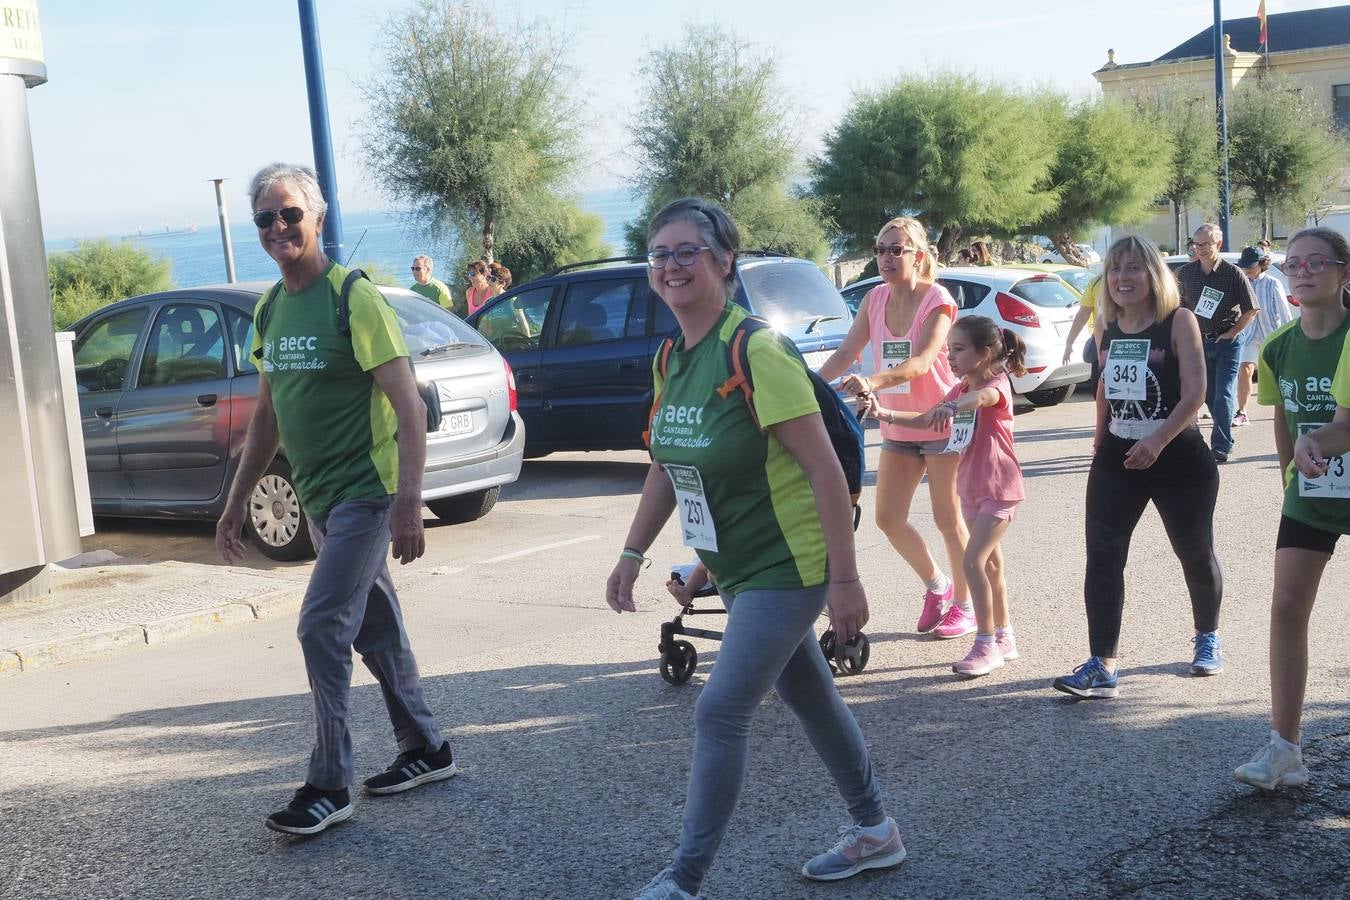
{"left": 46, "top": 187, "right": 644, "bottom": 290}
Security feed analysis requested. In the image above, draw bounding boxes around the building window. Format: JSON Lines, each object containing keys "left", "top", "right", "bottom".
{"left": 1335, "top": 84, "right": 1350, "bottom": 133}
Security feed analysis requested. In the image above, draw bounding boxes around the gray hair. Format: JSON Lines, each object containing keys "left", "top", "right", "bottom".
{"left": 248, "top": 162, "right": 328, "bottom": 218}
{"left": 647, "top": 197, "right": 741, "bottom": 293}
{"left": 1194, "top": 222, "right": 1224, "bottom": 244}
{"left": 413, "top": 254, "right": 433, "bottom": 268}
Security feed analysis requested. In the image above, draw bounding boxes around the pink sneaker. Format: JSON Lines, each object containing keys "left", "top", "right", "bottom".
{"left": 917, "top": 581, "right": 953, "bottom": 633}
{"left": 996, "top": 631, "right": 1019, "bottom": 660}
{"left": 932, "top": 603, "right": 976, "bottom": 639}
{"left": 953, "top": 639, "right": 1004, "bottom": 677}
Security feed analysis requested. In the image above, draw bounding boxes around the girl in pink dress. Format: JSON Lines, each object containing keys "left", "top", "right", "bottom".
{"left": 869, "top": 317, "right": 1028, "bottom": 677}
{"left": 820, "top": 216, "right": 973, "bottom": 639}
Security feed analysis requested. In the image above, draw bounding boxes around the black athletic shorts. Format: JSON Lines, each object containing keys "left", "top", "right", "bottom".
{"left": 1276, "top": 514, "right": 1341, "bottom": 555}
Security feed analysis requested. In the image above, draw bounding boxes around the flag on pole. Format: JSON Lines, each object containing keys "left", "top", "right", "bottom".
{"left": 1258, "top": 0, "right": 1268, "bottom": 49}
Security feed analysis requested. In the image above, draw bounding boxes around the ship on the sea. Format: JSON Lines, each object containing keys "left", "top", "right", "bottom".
{"left": 123, "top": 223, "right": 198, "bottom": 239}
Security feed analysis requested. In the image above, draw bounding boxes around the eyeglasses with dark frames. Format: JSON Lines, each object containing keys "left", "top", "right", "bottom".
{"left": 252, "top": 207, "right": 305, "bottom": 229}
{"left": 647, "top": 246, "right": 713, "bottom": 269}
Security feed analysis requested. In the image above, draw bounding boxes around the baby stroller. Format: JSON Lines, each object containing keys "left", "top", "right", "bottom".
{"left": 657, "top": 561, "right": 871, "bottom": 685}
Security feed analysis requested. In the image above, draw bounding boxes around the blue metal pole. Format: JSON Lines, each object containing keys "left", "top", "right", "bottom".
{"left": 297, "top": 0, "right": 344, "bottom": 261}
{"left": 1213, "top": 0, "right": 1231, "bottom": 246}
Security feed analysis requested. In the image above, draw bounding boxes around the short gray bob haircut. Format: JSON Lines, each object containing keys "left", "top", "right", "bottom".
{"left": 647, "top": 197, "right": 741, "bottom": 293}
{"left": 248, "top": 162, "right": 328, "bottom": 218}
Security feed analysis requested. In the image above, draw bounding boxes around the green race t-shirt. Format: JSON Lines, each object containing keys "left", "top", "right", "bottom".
{"left": 409, "top": 277, "right": 458, "bottom": 314}
{"left": 251, "top": 263, "right": 407, "bottom": 517}
{"left": 650, "top": 303, "right": 825, "bottom": 594}
{"left": 1258, "top": 315, "right": 1350, "bottom": 534}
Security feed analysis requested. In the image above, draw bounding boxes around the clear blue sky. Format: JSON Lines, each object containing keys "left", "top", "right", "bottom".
{"left": 25, "top": 0, "right": 1340, "bottom": 238}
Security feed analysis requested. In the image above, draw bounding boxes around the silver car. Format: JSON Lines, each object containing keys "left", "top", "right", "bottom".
{"left": 70, "top": 281, "right": 524, "bottom": 560}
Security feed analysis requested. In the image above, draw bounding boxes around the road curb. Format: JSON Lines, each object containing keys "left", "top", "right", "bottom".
{"left": 0, "top": 589, "right": 305, "bottom": 676}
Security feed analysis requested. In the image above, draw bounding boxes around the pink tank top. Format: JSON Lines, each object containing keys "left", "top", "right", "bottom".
{"left": 865, "top": 282, "right": 959, "bottom": 442}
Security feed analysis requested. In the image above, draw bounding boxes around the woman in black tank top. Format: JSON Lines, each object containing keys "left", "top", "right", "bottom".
{"left": 1052, "top": 236, "right": 1223, "bottom": 701}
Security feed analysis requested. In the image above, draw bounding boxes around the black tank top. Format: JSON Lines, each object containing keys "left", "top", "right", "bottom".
{"left": 1099, "top": 309, "right": 1182, "bottom": 440}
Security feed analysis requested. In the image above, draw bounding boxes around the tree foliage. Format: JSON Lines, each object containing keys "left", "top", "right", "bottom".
{"left": 360, "top": 0, "right": 585, "bottom": 263}
{"left": 1132, "top": 90, "right": 1218, "bottom": 250}
{"left": 1031, "top": 97, "right": 1170, "bottom": 265}
{"left": 455, "top": 196, "right": 610, "bottom": 284}
{"left": 624, "top": 26, "right": 826, "bottom": 260}
{"left": 1229, "top": 76, "right": 1348, "bottom": 238}
{"left": 48, "top": 239, "right": 173, "bottom": 329}
{"left": 810, "top": 73, "right": 1059, "bottom": 260}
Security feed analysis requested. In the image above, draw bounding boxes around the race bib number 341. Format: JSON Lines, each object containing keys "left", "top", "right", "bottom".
{"left": 665, "top": 464, "right": 719, "bottom": 551}
{"left": 1105, "top": 339, "right": 1149, "bottom": 401}
{"left": 945, "top": 410, "right": 976, "bottom": 453}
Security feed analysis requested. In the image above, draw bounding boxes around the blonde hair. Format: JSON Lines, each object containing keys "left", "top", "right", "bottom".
{"left": 875, "top": 216, "right": 935, "bottom": 281}
{"left": 1099, "top": 235, "right": 1180, "bottom": 325}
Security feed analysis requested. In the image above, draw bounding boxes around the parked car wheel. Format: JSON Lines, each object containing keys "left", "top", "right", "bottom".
{"left": 427, "top": 486, "right": 500, "bottom": 524}
{"left": 246, "top": 458, "right": 314, "bottom": 561}
{"left": 1023, "top": 385, "right": 1072, "bottom": 407}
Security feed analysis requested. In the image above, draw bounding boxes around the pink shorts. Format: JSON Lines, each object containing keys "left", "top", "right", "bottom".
{"left": 961, "top": 497, "right": 1020, "bottom": 521}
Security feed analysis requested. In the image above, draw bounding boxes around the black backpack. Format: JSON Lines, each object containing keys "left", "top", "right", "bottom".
{"left": 256, "top": 268, "right": 442, "bottom": 432}
{"left": 647, "top": 315, "right": 866, "bottom": 510}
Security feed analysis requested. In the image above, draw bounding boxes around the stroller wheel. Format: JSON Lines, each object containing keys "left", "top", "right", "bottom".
{"left": 819, "top": 630, "right": 871, "bottom": 676}
{"left": 661, "top": 640, "right": 698, "bottom": 685}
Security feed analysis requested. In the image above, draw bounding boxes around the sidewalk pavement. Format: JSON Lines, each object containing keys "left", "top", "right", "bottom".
{"left": 0, "top": 550, "right": 307, "bottom": 675}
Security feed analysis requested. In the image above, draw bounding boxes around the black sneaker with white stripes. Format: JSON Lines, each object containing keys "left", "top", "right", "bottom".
{"left": 264, "top": 783, "right": 352, "bottom": 836}
{"left": 363, "top": 741, "right": 457, "bottom": 795}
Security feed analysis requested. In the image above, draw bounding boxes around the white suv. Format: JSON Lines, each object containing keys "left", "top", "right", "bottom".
{"left": 840, "top": 268, "right": 1092, "bottom": 407}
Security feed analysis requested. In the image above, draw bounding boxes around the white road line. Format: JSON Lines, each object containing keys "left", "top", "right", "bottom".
{"left": 479, "top": 535, "right": 600, "bottom": 564}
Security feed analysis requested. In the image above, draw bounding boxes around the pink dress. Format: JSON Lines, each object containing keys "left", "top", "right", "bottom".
{"left": 944, "top": 374, "right": 1024, "bottom": 505}
{"left": 865, "top": 282, "right": 959, "bottom": 442}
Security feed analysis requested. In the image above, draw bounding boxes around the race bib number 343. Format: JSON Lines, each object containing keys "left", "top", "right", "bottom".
{"left": 665, "top": 464, "right": 719, "bottom": 551}
{"left": 1105, "top": 339, "right": 1149, "bottom": 401}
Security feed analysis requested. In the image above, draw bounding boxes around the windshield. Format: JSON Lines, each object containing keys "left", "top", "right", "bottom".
{"left": 1010, "top": 277, "right": 1079, "bottom": 308}
{"left": 1057, "top": 269, "right": 1098, "bottom": 295}
{"left": 738, "top": 262, "right": 851, "bottom": 337}
{"left": 383, "top": 291, "right": 487, "bottom": 355}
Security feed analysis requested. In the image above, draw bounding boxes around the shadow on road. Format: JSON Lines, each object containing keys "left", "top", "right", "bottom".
{"left": 501, "top": 457, "right": 650, "bottom": 503}
{"left": 3, "top": 643, "right": 1346, "bottom": 899}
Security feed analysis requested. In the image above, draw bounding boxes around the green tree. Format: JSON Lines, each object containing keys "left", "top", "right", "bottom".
{"left": 1031, "top": 97, "right": 1171, "bottom": 266}
{"left": 360, "top": 0, "right": 587, "bottom": 264}
{"left": 1229, "top": 76, "right": 1348, "bottom": 240}
{"left": 48, "top": 239, "right": 173, "bottom": 329}
{"left": 1133, "top": 90, "right": 1218, "bottom": 251}
{"left": 810, "top": 72, "right": 1059, "bottom": 261}
{"left": 453, "top": 195, "right": 610, "bottom": 284}
{"left": 624, "top": 26, "right": 826, "bottom": 260}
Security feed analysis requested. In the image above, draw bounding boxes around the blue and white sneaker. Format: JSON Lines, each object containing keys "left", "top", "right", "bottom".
{"left": 1191, "top": 631, "right": 1224, "bottom": 676}
{"left": 633, "top": 868, "right": 694, "bottom": 899}
{"left": 802, "top": 818, "right": 906, "bottom": 881}
{"left": 1052, "top": 657, "right": 1119, "bottom": 699}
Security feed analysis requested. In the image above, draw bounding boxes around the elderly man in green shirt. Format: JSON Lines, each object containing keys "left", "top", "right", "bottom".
{"left": 408, "top": 254, "right": 462, "bottom": 316}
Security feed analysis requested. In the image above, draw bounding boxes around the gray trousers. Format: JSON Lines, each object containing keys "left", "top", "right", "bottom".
{"left": 671, "top": 584, "right": 887, "bottom": 893}
{"left": 298, "top": 496, "right": 443, "bottom": 789}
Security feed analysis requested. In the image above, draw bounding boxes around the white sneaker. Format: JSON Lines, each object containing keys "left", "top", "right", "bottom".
{"left": 1234, "top": 733, "right": 1310, "bottom": 791}
{"left": 633, "top": 868, "right": 694, "bottom": 900}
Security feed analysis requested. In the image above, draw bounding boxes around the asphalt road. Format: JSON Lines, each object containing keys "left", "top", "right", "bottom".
{"left": 2, "top": 392, "right": 1347, "bottom": 899}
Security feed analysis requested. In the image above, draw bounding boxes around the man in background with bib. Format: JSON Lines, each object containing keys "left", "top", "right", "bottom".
{"left": 1176, "top": 223, "right": 1258, "bottom": 463}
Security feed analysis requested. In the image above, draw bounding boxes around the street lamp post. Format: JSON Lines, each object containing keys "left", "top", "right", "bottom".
{"left": 296, "top": 0, "right": 344, "bottom": 262}
{"left": 210, "top": 178, "right": 236, "bottom": 283}
{"left": 1213, "top": 0, "right": 1232, "bottom": 246}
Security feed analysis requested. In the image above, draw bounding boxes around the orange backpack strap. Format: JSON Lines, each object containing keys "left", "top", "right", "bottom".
{"left": 716, "top": 319, "right": 764, "bottom": 431}
{"left": 642, "top": 335, "right": 677, "bottom": 448}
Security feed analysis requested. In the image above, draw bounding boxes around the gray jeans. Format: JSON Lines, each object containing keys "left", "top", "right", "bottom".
{"left": 299, "top": 496, "right": 443, "bottom": 789}
{"left": 670, "top": 584, "right": 886, "bottom": 893}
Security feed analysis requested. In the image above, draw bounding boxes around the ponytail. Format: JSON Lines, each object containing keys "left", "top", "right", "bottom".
{"left": 1000, "top": 328, "right": 1028, "bottom": 377}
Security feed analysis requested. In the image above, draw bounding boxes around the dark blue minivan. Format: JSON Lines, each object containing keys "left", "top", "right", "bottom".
{"left": 467, "top": 254, "right": 854, "bottom": 456}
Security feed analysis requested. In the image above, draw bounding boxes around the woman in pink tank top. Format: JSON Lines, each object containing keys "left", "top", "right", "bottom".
{"left": 820, "top": 216, "right": 973, "bottom": 638}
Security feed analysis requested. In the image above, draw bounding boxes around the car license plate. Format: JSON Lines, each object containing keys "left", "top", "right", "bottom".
{"left": 439, "top": 411, "right": 473, "bottom": 435}
{"left": 804, "top": 350, "right": 831, "bottom": 370}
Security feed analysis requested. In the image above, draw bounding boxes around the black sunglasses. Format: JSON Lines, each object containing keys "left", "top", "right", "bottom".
{"left": 252, "top": 206, "right": 305, "bottom": 229}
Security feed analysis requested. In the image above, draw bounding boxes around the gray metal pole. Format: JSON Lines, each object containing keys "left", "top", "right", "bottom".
{"left": 1213, "top": 0, "right": 1232, "bottom": 246}
{"left": 297, "top": 0, "right": 344, "bottom": 262}
{"left": 210, "top": 178, "right": 236, "bottom": 283}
